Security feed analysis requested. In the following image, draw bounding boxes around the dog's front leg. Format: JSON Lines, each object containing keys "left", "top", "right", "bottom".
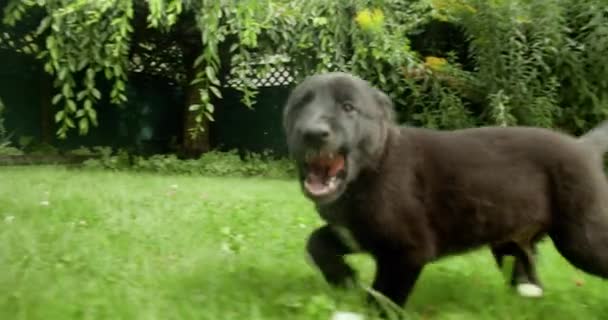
{"left": 370, "top": 253, "right": 423, "bottom": 307}
{"left": 306, "top": 225, "right": 358, "bottom": 287}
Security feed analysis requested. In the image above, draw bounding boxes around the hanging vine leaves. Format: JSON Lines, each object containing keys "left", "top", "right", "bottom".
{"left": 3, "top": 0, "right": 135, "bottom": 138}
{"left": 2, "top": 0, "right": 608, "bottom": 139}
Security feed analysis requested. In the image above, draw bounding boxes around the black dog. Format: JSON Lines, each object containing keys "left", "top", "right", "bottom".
{"left": 282, "top": 72, "right": 608, "bottom": 310}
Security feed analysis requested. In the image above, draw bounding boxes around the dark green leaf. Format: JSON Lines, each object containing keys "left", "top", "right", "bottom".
{"left": 205, "top": 103, "right": 215, "bottom": 113}
{"left": 77, "top": 91, "right": 87, "bottom": 101}
{"left": 54, "top": 110, "right": 64, "bottom": 123}
{"left": 92, "top": 88, "right": 101, "bottom": 100}
{"left": 52, "top": 94, "right": 62, "bottom": 105}
{"left": 210, "top": 86, "right": 222, "bottom": 98}
{"left": 205, "top": 66, "right": 216, "bottom": 81}
{"left": 62, "top": 83, "right": 73, "bottom": 98}
{"left": 78, "top": 117, "right": 89, "bottom": 134}
{"left": 67, "top": 100, "right": 77, "bottom": 113}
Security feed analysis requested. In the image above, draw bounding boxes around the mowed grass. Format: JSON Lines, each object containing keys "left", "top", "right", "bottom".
{"left": 0, "top": 166, "right": 607, "bottom": 320}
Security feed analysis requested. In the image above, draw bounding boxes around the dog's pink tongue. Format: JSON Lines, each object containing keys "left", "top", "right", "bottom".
{"left": 305, "top": 171, "right": 326, "bottom": 193}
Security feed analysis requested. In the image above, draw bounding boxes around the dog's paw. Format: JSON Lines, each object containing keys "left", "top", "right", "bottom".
{"left": 516, "top": 283, "right": 544, "bottom": 298}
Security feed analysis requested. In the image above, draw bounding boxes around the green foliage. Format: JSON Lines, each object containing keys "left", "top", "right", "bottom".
{"left": 444, "top": 0, "right": 608, "bottom": 132}
{"left": 0, "top": 0, "right": 466, "bottom": 138}
{"left": 146, "top": 0, "right": 182, "bottom": 29}
{"left": 554, "top": 1, "right": 608, "bottom": 133}
{"left": 3, "top": 0, "right": 608, "bottom": 138}
{"left": 81, "top": 148, "right": 296, "bottom": 179}
{"left": 0, "top": 98, "right": 23, "bottom": 156}
{"left": 3, "top": 0, "right": 134, "bottom": 138}
{"left": 453, "top": 0, "right": 560, "bottom": 128}
{"left": 401, "top": 68, "right": 478, "bottom": 129}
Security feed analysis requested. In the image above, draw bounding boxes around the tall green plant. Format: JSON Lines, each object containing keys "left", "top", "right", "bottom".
{"left": 555, "top": 0, "right": 608, "bottom": 133}
{"left": 445, "top": 0, "right": 608, "bottom": 132}
{"left": 454, "top": 0, "right": 559, "bottom": 127}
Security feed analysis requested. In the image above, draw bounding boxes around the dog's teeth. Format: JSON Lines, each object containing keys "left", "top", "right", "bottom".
{"left": 328, "top": 179, "right": 336, "bottom": 190}
{"left": 328, "top": 176, "right": 337, "bottom": 188}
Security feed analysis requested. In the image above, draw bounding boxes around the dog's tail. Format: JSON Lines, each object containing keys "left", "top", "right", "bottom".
{"left": 579, "top": 120, "right": 608, "bottom": 154}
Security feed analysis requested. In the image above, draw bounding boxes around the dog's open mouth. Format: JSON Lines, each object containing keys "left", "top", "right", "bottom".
{"left": 303, "top": 151, "right": 347, "bottom": 199}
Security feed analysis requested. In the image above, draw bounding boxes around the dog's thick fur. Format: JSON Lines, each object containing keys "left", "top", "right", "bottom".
{"left": 282, "top": 72, "right": 608, "bottom": 309}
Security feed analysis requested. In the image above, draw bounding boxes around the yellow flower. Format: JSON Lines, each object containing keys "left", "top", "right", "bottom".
{"left": 424, "top": 56, "right": 448, "bottom": 71}
{"left": 355, "top": 8, "right": 385, "bottom": 31}
{"left": 355, "top": 9, "right": 372, "bottom": 27}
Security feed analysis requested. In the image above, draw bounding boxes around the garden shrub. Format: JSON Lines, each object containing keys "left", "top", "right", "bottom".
{"left": 82, "top": 148, "right": 296, "bottom": 179}
{"left": 0, "top": 99, "right": 22, "bottom": 156}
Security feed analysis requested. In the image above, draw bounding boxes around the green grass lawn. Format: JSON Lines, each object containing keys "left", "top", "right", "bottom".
{"left": 1, "top": 166, "right": 607, "bottom": 320}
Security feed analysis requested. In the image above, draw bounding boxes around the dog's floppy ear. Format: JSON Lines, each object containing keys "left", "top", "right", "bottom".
{"left": 372, "top": 87, "right": 396, "bottom": 123}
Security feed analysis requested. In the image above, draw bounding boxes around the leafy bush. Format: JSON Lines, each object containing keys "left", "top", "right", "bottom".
{"left": 0, "top": 98, "right": 22, "bottom": 156}
{"left": 425, "top": 0, "right": 608, "bottom": 133}
{"left": 82, "top": 148, "right": 296, "bottom": 179}
{"left": 0, "top": 144, "right": 22, "bottom": 156}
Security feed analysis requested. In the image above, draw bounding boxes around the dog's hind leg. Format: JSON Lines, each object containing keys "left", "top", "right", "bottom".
{"left": 491, "top": 240, "right": 544, "bottom": 298}
{"left": 306, "top": 225, "right": 359, "bottom": 288}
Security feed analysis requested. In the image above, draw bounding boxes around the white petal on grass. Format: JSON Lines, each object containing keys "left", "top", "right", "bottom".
{"left": 516, "top": 283, "right": 544, "bottom": 298}
{"left": 331, "top": 311, "right": 365, "bottom": 320}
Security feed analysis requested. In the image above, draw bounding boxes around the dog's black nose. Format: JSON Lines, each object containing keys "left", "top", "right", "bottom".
{"left": 302, "top": 124, "right": 330, "bottom": 145}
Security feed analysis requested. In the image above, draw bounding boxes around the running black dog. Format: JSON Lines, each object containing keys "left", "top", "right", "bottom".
{"left": 282, "top": 71, "right": 608, "bottom": 310}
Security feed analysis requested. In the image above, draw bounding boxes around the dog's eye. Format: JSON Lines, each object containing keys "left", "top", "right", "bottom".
{"left": 341, "top": 102, "right": 355, "bottom": 113}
